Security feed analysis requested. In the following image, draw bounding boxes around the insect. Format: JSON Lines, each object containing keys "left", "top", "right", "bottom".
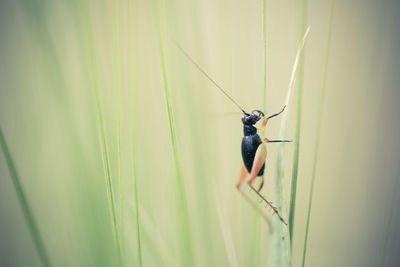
{"left": 237, "top": 107, "right": 290, "bottom": 224}
{"left": 176, "top": 43, "right": 291, "bottom": 225}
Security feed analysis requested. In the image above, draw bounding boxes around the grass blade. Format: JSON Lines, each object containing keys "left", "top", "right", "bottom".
{"left": 152, "top": 1, "right": 193, "bottom": 266}
{"left": 269, "top": 25, "right": 310, "bottom": 267}
{"left": 288, "top": 0, "right": 309, "bottom": 245}
{"left": 381, "top": 171, "right": 400, "bottom": 267}
{"left": 0, "top": 127, "right": 52, "bottom": 267}
{"left": 282, "top": 27, "right": 310, "bottom": 109}
{"left": 132, "top": 159, "right": 143, "bottom": 267}
{"left": 78, "top": 2, "right": 123, "bottom": 266}
{"left": 262, "top": 0, "right": 267, "bottom": 113}
{"left": 256, "top": 1, "right": 267, "bottom": 266}
{"left": 134, "top": 205, "right": 174, "bottom": 266}
{"left": 301, "top": 2, "right": 335, "bottom": 266}
{"left": 111, "top": 2, "right": 129, "bottom": 265}
{"left": 214, "top": 190, "right": 239, "bottom": 267}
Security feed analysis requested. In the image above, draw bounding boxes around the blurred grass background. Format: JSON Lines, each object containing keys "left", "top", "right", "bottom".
{"left": 1, "top": 0, "right": 400, "bottom": 266}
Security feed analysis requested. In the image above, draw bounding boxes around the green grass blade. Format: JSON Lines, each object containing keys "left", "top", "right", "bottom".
{"left": 119, "top": 1, "right": 143, "bottom": 265}
{"left": 262, "top": 0, "right": 267, "bottom": 113}
{"left": 0, "top": 127, "right": 52, "bottom": 267}
{"left": 214, "top": 191, "right": 239, "bottom": 267}
{"left": 282, "top": 27, "right": 310, "bottom": 109}
{"left": 132, "top": 160, "right": 143, "bottom": 267}
{"left": 269, "top": 25, "right": 310, "bottom": 267}
{"left": 256, "top": 2, "right": 267, "bottom": 266}
{"left": 152, "top": 1, "right": 193, "bottom": 266}
{"left": 112, "top": 0, "right": 122, "bottom": 227}
{"left": 381, "top": 171, "right": 400, "bottom": 267}
{"left": 78, "top": 2, "right": 123, "bottom": 266}
{"left": 111, "top": 2, "right": 127, "bottom": 265}
{"left": 288, "top": 0, "right": 308, "bottom": 245}
{"left": 301, "top": 2, "right": 335, "bottom": 266}
{"left": 135, "top": 206, "right": 174, "bottom": 266}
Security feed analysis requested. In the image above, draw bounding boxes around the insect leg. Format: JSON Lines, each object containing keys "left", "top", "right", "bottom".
{"left": 247, "top": 143, "right": 287, "bottom": 225}
{"left": 236, "top": 163, "right": 248, "bottom": 189}
{"left": 257, "top": 105, "right": 286, "bottom": 134}
{"left": 249, "top": 185, "right": 287, "bottom": 225}
{"left": 237, "top": 164, "right": 272, "bottom": 226}
{"left": 237, "top": 188, "right": 272, "bottom": 226}
{"left": 237, "top": 160, "right": 264, "bottom": 191}
{"left": 247, "top": 143, "right": 267, "bottom": 186}
{"left": 267, "top": 105, "right": 286, "bottom": 120}
{"left": 257, "top": 175, "right": 264, "bottom": 192}
{"left": 263, "top": 138, "right": 292, "bottom": 143}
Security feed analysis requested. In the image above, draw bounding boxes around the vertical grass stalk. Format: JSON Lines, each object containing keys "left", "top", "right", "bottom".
{"left": 112, "top": 1, "right": 126, "bottom": 264}
{"left": 124, "top": 0, "right": 143, "bottom": 265}
{"left": 256, "top": 2, "right": 267, "bottom": 266}
{"left": 288, "top": 0, "right": 308, "bottom": 246}
{"left": 262, "top": 0, "right": 267, "bottom": 113}
{"left": 381, "top": 171, "right": 400, "bottom": 267}
{"left": 136, "top": 206, "right": 174, "bottom": 265}
{"left": 78, "top": 2, "right": 123, "bottom": 266}
{"left": 0, "top": 127, "right": 52, "bottom": 267}
{"left": 269, "top": 26, "right": 310, "bottom": 267}
{"left": 112, "top": 0, "right": 122, "bottom": 225}
{"left": 152, "top": 1, "right": 193, "bottom": 266}
{"left": 132, "top": 159, "right": 143, "bottom": 267}
{"left": 301, "top": 2, "right": 334, "bottom": 266}
{"left": 215, "top": 190, "right": 239, "bottom": 267}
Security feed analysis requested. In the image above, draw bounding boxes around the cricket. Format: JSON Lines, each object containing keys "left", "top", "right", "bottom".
{"left": 175, "top": 43, "right": 291, "bottom": 225}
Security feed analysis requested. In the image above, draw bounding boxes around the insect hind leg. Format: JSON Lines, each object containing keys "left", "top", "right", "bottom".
{"left": 236, "top": 163, "right": 248, "bottom": 189}
{"left": 248, "top": 184, "right": 287, "bottom": 225}
{"left": 247, "top": 143, "right": 287, "bottom": 225}
{"left": 257, "top": 175, "right": 264, "bottom": 192}
{"left": 236, "top": 164, "right": 272, "bottom": 225}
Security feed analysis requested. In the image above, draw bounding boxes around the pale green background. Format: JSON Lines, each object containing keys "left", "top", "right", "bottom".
{"left": 0, "top": 0, "right": 399, "bottom": 266}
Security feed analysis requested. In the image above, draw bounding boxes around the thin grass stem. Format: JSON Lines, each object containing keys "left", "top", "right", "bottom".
{"left": 288, "top": 0, "right": 308, "bottom": 246}
{"left": 269, "top": 25, "right": 310, "bottom": 267}
{"left": 262, "top": 0, "right": 267, "bottom": 113}
{"left": 123, "top": 0, "right": 143, "bottom": 265}
{"left": 112, "top": 1, "right": 126, "bottom": 264}
{"left": 132, "top": 160, "right": 143, "bottom": 267}
{"left": 135, "top": 205, "right": 174, "bottom": 266}
{"left": 301, "top": 2, "right": 335, "bottom": 266}
{"left": 257, "top": 2, "right": 267, "bottom": 266}
{"left": 381, "top": 171, "right": 400, "bottom": 267}
{"left": 214, "top": 189, "right": 239, "bottom": 267}
{"left": 152, "top": 1, "right": 193, "bottom": 266}
{"left": 0, "top": 127, "right": 52, "bottom": 267}
{"left": 78, "top": 2, "right": 123, "bottom": 266}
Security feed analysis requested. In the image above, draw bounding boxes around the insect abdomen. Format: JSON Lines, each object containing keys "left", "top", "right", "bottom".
{"left": 241, "top": 134, "right": 265, "bottom": 176}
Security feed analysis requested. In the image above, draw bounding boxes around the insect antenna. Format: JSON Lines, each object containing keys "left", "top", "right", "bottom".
{"left": 174, "top": 42, "right": 247, "bottom": 114}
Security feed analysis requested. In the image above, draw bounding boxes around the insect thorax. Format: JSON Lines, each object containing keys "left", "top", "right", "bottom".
{"left": 243, "top": 125, "right": 257, "bottom": 136}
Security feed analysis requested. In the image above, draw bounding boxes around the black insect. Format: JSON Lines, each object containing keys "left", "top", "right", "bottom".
{"left": 176, "top": 43, "right": 291, "bottom": 224}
